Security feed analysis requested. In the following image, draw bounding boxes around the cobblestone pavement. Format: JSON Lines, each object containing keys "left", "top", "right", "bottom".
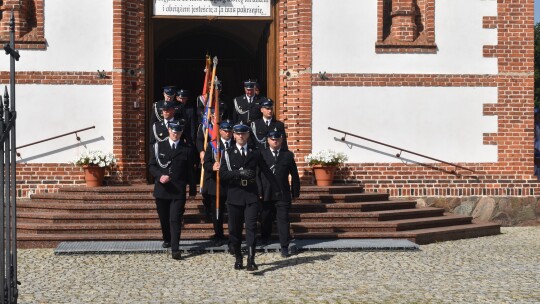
{"left": 17, "top": 227, "right": 540, "bottom": 304}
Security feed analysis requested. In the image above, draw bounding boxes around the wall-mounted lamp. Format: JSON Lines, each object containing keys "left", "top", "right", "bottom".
{"left": 97, "top": 70, "right": 107, "bottom": 79}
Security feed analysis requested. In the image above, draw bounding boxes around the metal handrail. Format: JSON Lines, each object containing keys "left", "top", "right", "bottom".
{"left": 328, "top": 127, "right": 476, "bottom": 175}
{"left": 16, "top": 126, "right": 95, "bottom": 157}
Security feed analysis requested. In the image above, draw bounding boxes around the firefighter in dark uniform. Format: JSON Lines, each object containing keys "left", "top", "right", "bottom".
{"left": 175, "top": 89, "right": 197, "bottom": 147}
{"left": 196, "top": 80, "right": 232, "bottom": 126}
{"left": 196, "top": 102, "right": 230, "bottom": 221}
{"left": 231, "top": 80, "right": 266, "bottom": 124}
{"left": 150, "top": 102, "right": 182, "bottom": 148}
{"left": 150, "top": 86, "right": 176, "bottom": 129}
{"left": 202, "top": 120, "right": 235, "bottom": 246}
{"left": 250, "top": 99, "right": 288, "bottom": 150}
{"left": 259, "top": 130, "right": 300, "bottom": 258}
{"left": 148, "top": 123, "right": 197, "bottom": 260}
{"left": 220, "top": 122, "right": 281, "bottom": 271}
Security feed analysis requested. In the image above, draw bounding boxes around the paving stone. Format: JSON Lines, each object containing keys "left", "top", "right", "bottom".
{"left": 15, "top": 227, "right": 540, "bottom": 303}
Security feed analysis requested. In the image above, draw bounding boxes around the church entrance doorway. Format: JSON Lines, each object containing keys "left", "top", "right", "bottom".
{"left": 150, "top": 18, "right": 276, "bottom": 112}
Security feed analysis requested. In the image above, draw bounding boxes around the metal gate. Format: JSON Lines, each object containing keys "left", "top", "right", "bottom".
{"left": 2, "top": 11, "right": 20, "bottom": 304}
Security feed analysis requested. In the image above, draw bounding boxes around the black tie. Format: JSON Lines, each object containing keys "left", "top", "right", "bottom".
{"left": 273, "top": 150, "right": 278, "bottom": 161}
{"left": 241, "top": 147, "right": 246, "bottom": 158}
{"left": 172, "top": 143, "right": 176, "bottom": 150}
{"left": 266, "top": 120, "right": 270, "bottom": 127}
{"left": 225, "top": 141, "right": 229, "bottom": 149}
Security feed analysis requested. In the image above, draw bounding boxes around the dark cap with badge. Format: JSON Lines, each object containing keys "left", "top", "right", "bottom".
{"left": 220, "top": 120, "right": 233, "bottom": 131}
{"left": 260, "top": 99, "right": 273, "bottom": 108}
{"left": 176, "top": 89, "right": 190, "bottom": 98}
{"left": 233, "top": 122, "right": 250, "bottom": 133}
{"left": 163, "top": 86, "right": 176, "bottom": 96}
{"left": 162, "top": 102, "right": 176, "bottom": 111}
{"left": 267, "top": 130, "right": 283, "bottom": 139}
{"left": 243, "top": 79, "right": 257, "bottom": 89}
{"left": 168, "top": 123, "right": 183, "bottom": 133}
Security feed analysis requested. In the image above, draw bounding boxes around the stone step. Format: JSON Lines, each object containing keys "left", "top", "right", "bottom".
{"left": 28, "top": 192, "right": 383, "bottom": 204}
{"left": 54, "top": 184, "right": 364, "bottom": 195}
{"left": 290, "top": 200, "right": 417, "bottom": 212}
{"left": 291, "top": 222, "right": 501, "bottom": 244}
{"left": 17, "top": 199, "right": 415, "bottom": 214}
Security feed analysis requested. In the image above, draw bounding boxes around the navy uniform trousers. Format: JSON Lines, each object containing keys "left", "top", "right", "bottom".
{"left": 148, "top": 141, "right": 196, "bottom": 252}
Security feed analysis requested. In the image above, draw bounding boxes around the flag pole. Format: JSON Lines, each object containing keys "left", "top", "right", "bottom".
{"left": 214, "top": 78, "right": 221, "bottom": 220}
{"left": 199, "top": 56, "right": 218, "bottom": 190}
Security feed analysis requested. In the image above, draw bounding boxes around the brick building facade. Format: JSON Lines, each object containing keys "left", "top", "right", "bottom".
{"left": 0, "top": 0, "right": 537, "bottom": 224}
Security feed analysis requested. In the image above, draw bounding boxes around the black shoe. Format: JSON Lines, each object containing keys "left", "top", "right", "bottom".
{"left": 234, "top": 257, "right": 243, "bottom": 270}
{"left": 162, "top": 242, "right": 171, "bottom": 248}
{"left": 214, "top": 237, "right": 226, "bottom": 247}
{"left": 246, "top": 257, "right": 258, "bottom": 271}
{"left": 228, "top": 244, "right": 235, "bottom": 255}
{"left": 281, "top": 247, "right": 289, "bottom": 258}
{"left": 234, "top": 246, "right": 243, "bottom": 270}
{"left": 246, "top": 246, "right": 258, "bottom": 271}
{"left": 171, "top": 251, "right": 181, "bottom": 260}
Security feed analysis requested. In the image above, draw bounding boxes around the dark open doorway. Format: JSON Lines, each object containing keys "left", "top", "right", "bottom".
{"left": 153, "top": 19, "right": 270, "bottom": 103}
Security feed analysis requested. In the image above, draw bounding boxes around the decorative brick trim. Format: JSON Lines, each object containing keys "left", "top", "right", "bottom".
{"left": 483, "top": 45, "right": 498, "bottom": 58}
{"left": 312, "top": 74, "right": 499, "bottom": 87}
{"left": 483, "top": 16, "right": 497, "bottom": 29}
{"left": 376, "top": 0, "right": 437, "bottom": 53}
{"left": 0, "top": 0, "right": 46, "bottom": 50}
{"left": 0, "top": 71, "right": 112, "bottom": 85}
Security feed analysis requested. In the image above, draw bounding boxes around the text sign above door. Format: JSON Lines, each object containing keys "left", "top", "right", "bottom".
{"left": 154, "top": 0, "right": 271, "bottom": 17}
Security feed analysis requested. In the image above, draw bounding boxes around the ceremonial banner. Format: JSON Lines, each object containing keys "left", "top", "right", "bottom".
{"left": 154, "top": 0, "right": 271, "bottom": 17}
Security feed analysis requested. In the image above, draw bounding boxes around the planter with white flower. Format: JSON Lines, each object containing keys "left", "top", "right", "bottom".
{"left": 305, "top": 150, "right": 348, "bottom": 186}
{"left": 71, "top": 150, "right": 117, "bottom": 187}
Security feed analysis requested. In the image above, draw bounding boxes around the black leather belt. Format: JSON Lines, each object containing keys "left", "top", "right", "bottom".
{"left": 238, "top": 179, "right": 256, "bottom": 186}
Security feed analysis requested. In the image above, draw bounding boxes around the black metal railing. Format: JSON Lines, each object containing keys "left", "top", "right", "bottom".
{"left": 2, "top": 11, "right": 20, "bottom": 304}
{"left": 328, "top": 127, "right": 477, "bottom": 177}
{"left": 16, "top": 126, "right": 96, "bottom": 158}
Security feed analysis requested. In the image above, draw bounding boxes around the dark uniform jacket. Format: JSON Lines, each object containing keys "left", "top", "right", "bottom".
{"left": 150, "top": 119, "right": 181, "bottom": 147}
{"left": 231, "top": 95, "right": 266, "bottom": 124}
{"left": 202, "top": 139, "right": 235, "bottom": 196}
{"left": 148, "top": 140, "right": 197, "bottom": 199}
{"left": 196, "top": 96, "right": 232, "bottom": 125}
{"left": 250, "top": 118, "right": 288, "bottom": 150}
{"left": 259, "top": 148, "right": 300, "bottom": 202}
{"left": 219, "top": 144, "right": 281, "bottom": 206}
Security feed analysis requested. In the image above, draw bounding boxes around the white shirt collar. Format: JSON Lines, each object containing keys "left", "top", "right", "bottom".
{"left": 236, "top": 143, "right": 248, "bottom": 153}
{"left": 168, "top": 138, "right": 180, "bottom": 146}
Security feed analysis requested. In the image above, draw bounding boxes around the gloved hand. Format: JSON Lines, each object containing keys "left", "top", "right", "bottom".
{"left": 239, "top": 169, "right": 256, "bottom": 179}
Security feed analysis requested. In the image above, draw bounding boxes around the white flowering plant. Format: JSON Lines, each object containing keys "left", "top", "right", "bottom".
{"left": 305, "top": 150, "right": 348, "bottom": 167}
{"left": 70, "top": 150, "right": 117, "bottom": 168}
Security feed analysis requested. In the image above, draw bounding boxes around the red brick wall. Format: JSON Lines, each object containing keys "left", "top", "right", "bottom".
{"left": 308, "top": 0, "right": 537, "bottom": 197}
{"left": 16, "top": 163, "right": 85, "bottom": 197}
{"left": 10, "top": 0, "right": 536, "bottom": 199}
{"left": 0, "top": 0, "right": 46, "bottom": 49}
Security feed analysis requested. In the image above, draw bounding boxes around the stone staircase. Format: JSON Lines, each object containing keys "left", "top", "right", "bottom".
{"left": 16, "top": 185, "right": 501, "bottom": 248}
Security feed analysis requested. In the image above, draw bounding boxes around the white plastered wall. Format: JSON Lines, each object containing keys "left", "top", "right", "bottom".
{"left": 312, "top": 0, "right": 499, "bottom": 163}
{"left": 312, "top": 0, "right": 498, "bottom": 74}
{"left": 312, "top": 87, "right": 498, "bottom": 163}
{"left": 0, "top": 0, "right": 114, "bottom": 163}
